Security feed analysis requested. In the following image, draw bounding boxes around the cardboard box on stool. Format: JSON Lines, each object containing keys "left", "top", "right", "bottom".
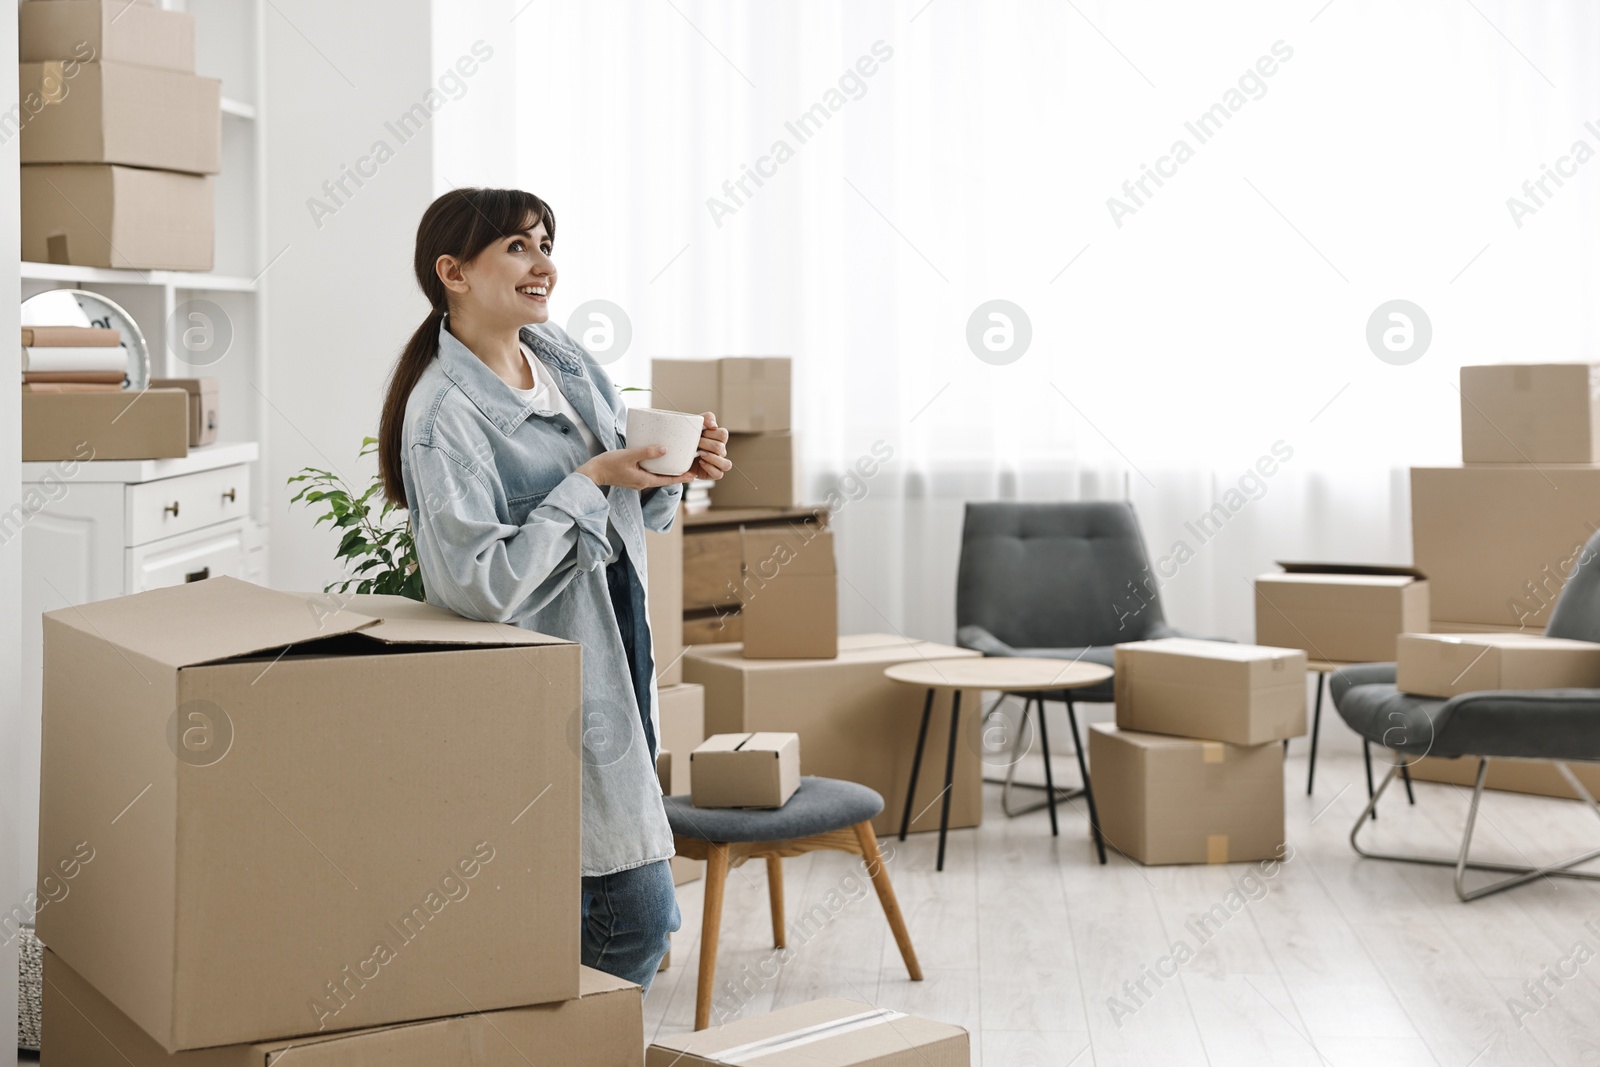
{"left": 684, "top": 635, "right": 983, "bottom": 836}
{"left": 1114, "top": 638, "right": 1307, "bottom": 746}
{"left": 1090, "top": 723, "right": 1285, "bottom": 866}
{"left": 1254, "top": 568, "right": 1428, "bottom": 664}
{"left": 1395, "top": 632, "right": 1600, "bottom": 698}
{"left": 690, "top": 732, "right": 801, "bottom": 808}
{"left": 37, "top": 577, "right": 582, "bottom": 1050}
{"left": 43, "top": 950, "right": 643, "bottom": 1067}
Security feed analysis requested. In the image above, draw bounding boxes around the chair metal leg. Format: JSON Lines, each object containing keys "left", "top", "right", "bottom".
{"left": 1034, "top": 696, "right": 1060, "bottom": 837}
{"left": 936, "top": 691, "right": 961, "bottom": 872}
{"left": 1350, "top": 756, "right": 1600, "bottom": 902}
{"left": 1401, "top": 760, "right": 1415, "bottom": 805}
{"left": 999, "top": 696, "right": 1086, "bottom": 818}
{"left": 1064, "top": 696, "right": 1107, "bottom": 865}
{"left": 695, "top": 845, "right": 730, "bottom": 1030}
{"left": 854, "top": 821, "right": 923, "bottom": 981}
{"left": 766, "top": 856, "right": 785, "bottom": 949}
{"left": 898, "top": 687, "right": 935, "bottom": 841}
{"left": 1363, "top": 741, "right": 1378, "bottom": 820}
{"left": 1306, "top": 672, "right": 1325, "bottom": 796}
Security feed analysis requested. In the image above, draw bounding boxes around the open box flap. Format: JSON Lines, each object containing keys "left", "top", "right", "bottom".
{"left": 344, "top": 592, "right": 567, "bottom": 648}
{"left": 42, "top": 575, "right": 379, "bottom": 670}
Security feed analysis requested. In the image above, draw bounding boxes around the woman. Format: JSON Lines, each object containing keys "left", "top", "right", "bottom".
{"left": 376, "top": 187, "right": 731, "bottom": 990}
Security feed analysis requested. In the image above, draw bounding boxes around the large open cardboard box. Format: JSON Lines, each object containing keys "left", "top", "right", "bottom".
{"left": 38, "top": 578, "right": 582, "bottom": 1050}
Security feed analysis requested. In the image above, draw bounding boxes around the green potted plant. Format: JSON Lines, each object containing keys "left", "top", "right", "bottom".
{"left": 288, "top": 436, "right": 424, "bottom": 601}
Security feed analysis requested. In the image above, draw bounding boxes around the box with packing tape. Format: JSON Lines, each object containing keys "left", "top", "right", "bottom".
{"left": 1460, "top": 363, "right": 1600, "bottom": 464}
{"left": 711, "top": 431, "right": 801, "bottom": 508}
{"left": 647, "top": 999, "right": 969, "bottom": 1066}
{"left": 738, "top": 526, "right": 838, "bottom": 659}
{"left": 20, "top": 1, "right": 196, "bottom": 71}
{"left": 38, "top": 578, "right": 582, "bottom": 1051}
{"left": 1254, "top": 563, "right": 1428, "bottom": 665}
{"left": 1114, "top": 637, "right": 1307, "bottom": 746}
{"left": 651, "top": 357, "right": 791, "bottom": 433}
{"left": 1395, "top": 632, "right": 1600, "bottom": 698}
{"left": 1090, "top": 723, "right": 1285, "bottom": 866}
{"left": 43, "top": 950, "right": 643, "bottom": 1067}
{"left": 690, "top": 732, "right": 801, "bottom": 808}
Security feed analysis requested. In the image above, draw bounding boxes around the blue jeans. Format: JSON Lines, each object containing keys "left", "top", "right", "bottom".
{"left": 580, "top": 858, "right": 680, "bottom": 994}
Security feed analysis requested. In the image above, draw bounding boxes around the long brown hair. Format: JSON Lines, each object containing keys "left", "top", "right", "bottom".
{"left": 377, "top": 187, "right": 556, "bottom": 508}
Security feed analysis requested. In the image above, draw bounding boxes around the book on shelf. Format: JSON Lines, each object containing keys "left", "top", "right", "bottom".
{"left": 22, "top": 382, "right": 125, "bottom": 394}
{"left": 21, "top": 326, "right": 121, "bottom": 347}
{"left": 23, "top": 370, "right": 126, "bottom": 384}
{"left": 22, "top": 345, "right": 127, "bottom": 374}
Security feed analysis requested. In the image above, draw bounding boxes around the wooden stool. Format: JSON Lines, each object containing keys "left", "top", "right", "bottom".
{"left": 663, "top": 777, "right": 923, "bottom": 1030}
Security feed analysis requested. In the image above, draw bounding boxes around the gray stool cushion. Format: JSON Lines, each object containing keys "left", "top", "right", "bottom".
{"left": 663, "top": 777, "right": 883, "bottom": 843}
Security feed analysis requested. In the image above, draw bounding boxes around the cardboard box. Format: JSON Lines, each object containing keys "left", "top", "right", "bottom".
{"left": 1089, "top": 723, "right": 1285, "bottom": 866}
{"left": 652, "top": 357, "right": 791, "bottom": 433}
{"left": 652, "top": 688, "right": 706, "bottom": 884}
{"left": 645, "top": 505, "right": 684, "bottom": 685}
{"left": 684, "top": 607, "right": 742, "bottom": 644}
{"left": 684, "top": 527, "right": 743, "bottom": 610}
{"left": 22, "top": 387, "right": 188, "bottom": 461}
{"left": 1461, "top": 363, "right": 1600, "bottom": 464}
{"left": 657, "top": 749, "right": 671, "bottom": 791}
{"left": 19, "top": 61, "right": 220, "bottom": 173}
{"left": 1395, "top": 632, "right": 1600, "bottom": 698}
{"left": 690, "top": 732, "right": 801, "bottom": 808}
{"left": 22, "top": 163, "right": 214, "bottom": 270}
{"left": 43, "top": 951, "right": 642, "bottom": 1066}
{"left": 710, "top": 432, "right": 801, "bottom": 508}
{"left": 1411, "top": 465, "right": 1600, "bottom": 631}
{"left": 20, "top": 2, "right": 195, "bottom": 72}
{"left": 149, "top": 377, "right": 219, "bottom": 447}
{"left": 739, "top": 526, "right": 838, "bottom": 659}
{"left": 38, "top": 578, "right": 582, "bottom": 1050}
{"left": 1254, "top": 570, "right": 1429, "bottom": 664}
{"left": 1114, "top": 637, "right": 1307, "bottom": 746}
{"left": 1408, "top": 754, "right": 1600, "bottom": 802}
{"left": 647, "top": 999, "right": 969, "bottom": 1066}
{"left": 1431, "top": 619, "right": 1544, "bottom": 635}
{"left": 684, "top": 635, "right": 983, "bottom": 836}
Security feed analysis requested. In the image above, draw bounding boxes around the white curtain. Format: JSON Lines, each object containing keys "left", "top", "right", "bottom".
{"left": 519, "top": 0, "right": 1600, "bottom": 644}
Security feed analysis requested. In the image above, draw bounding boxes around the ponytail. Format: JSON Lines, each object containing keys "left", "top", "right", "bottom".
{"left": 377, "top": 306, "right": 446, "bottom": 509}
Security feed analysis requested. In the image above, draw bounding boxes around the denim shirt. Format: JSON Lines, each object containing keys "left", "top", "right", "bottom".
{"left": 400, "top": 318, "right": 682, "bottom": 877}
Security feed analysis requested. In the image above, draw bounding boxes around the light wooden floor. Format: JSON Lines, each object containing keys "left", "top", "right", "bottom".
{"left": 646, "top": 750, "right": 1600, "bottom": 1066}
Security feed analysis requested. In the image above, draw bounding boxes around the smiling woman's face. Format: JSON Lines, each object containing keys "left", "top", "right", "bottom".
{"left": 444, "top": 217, "right": 557, "bottom": 330}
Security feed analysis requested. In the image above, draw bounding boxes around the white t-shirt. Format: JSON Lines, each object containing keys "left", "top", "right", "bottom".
{"left": 507, "top": 341, "right": 602, "bottom": 455}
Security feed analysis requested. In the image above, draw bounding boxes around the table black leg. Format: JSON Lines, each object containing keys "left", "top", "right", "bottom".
{"left": 899, "top": 687, "right": 935, "bottom": 842}
{"left": 936, "top": 691, "right": 961, "bottom": 872}
{"left": 1306, "top": 672, "right": 1325, "bottom": 796}
{"left": 1034, "top": 697, "right": 1060, "bottom": 837}
{"left": 1401, "top": 760, "right": 1415, "bottom": 805}
{"left": 1363, "top": 740, "right": 1378, "bottom": 821}
{"left": 1064, "top": 696, "right": 1107, "bottom": 865}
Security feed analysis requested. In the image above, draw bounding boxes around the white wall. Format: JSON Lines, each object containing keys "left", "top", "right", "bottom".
{"left": 2, "top": 0, "right": 22, "bottom": 1053}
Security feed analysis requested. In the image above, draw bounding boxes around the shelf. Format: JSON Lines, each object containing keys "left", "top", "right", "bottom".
{"left": 21, "top": 441, "right": 260, "bottom": 484}
{"left": 22, "top": 262, "right": 259, "bottom": 292}
{"left": 220, "top": 96, "right": 257, "bottom": 120}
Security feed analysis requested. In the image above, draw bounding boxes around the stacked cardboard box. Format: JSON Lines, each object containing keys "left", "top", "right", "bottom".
{"left": 1095, "top": 638, "right": 1301, "bottom": 865}
{"left": 19, "top": 1, "right": 219, "bottom": 269}
{"left": 1253, "top": 564, "right": 1428, "bottom": 664}
{"left": 1408, "top": 362, "right": 1600, "bottom": 796}
{"left": 652, "top": 357, "right": 795, "bottom": 508}
{"left": 37, "top": 578, "right": 642, "bottom": 1059}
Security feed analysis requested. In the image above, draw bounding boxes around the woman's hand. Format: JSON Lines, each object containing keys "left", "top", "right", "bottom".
{"left": 686, "top": 413, "right": 732, "bottom": 482}
{"left": 577, "top": 447, "right": 695, "bottom": 490}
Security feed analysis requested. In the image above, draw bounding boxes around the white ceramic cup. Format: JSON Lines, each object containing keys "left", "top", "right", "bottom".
{"left": 626, "top": 407, "right": 705, "bottom": 476}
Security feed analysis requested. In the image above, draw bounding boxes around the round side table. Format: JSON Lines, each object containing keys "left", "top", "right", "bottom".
{"left": 884, "top": 657, "right": 1115, "bottom": 870}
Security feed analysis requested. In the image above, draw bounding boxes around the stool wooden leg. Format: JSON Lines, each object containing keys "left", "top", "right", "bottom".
{"left": 766, "top": 855, "right": 786, "bottom": 949}
{"left": 695, "top": 845, "right": 730, "bottom": 1031}
{"left": 853, "top": 821, "right": 923, "bottom": 981}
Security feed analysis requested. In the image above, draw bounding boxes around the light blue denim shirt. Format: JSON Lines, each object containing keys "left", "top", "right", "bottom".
{"left": 400, "top": 318, "right": 682, "bottom": 876}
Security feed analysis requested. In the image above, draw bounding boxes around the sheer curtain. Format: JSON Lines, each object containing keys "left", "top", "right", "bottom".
{"left": 519, "top": 0, "right": 1600, "bottom": 644}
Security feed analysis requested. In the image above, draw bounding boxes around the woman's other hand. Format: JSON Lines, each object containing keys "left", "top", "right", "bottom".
{"left": 577, "top": 447, "right": 692, "bottom": 490}
{"left": 686, "top": 412, "right": 732, "bottom": 482}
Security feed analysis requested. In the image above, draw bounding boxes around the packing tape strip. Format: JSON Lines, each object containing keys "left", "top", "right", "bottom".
{"left": 1206, "top": 834, "right": 1229, "bottom": 864}
{"left": 1201, "top": 742, "right": 1225, "bottom": 764}
{"left": 39, "top": 61, "right": 68, "bottom": 105}
{"left": 706, "top": 1008, "right": 909, "bottom": 1064}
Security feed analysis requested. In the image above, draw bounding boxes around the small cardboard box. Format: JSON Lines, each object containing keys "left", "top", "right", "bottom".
{"left": 683, "top": 635, "right": 983, "bottom": 835}
{"left": 1114, "top": 637, "right": 1307, "bottom": 745}
{"left": 43, "top": 950, "right": 642, "bottom": 1066}
{"left": 710, "top": 432, "right": 801, "bottom": 508}
{"left": 38, "top": 578, "right": 582, "bottom": 1050}
{"left": 739, "top": 527, "right": 838, "bottom": 659}
{"left": 149, "top": 377, "right": 219, "bottom": 447}
{"left": 22, "top": 163, "right": 214, "bottom": 270}
{"left": 22, "top": 387, "right": 189, "bottom": 460}
{"left": 1395, "top": 632, "right": 1600, "bottom": 698}
{"left": 647, "top": 999, "right": 969, "bottom": 1066}
{"left": 1411, "top": 465, "right": 1600, "bottom": 631}
{"left": 1089, "top": 723, "right": 1285, "bottom": 866}
{"left": 645, "top": 504, "right": 684, "bottom": 685}
{"left": 1461, "top": 363, "right": 1600, "bottom": 464}
{"left": 691, "top": 732, "right": 801, "bottom": 808}
{"left": 19, "top": 61, "right": 220, "bottom": 173}
{"left": 652, "top": 357, "right": 791, "bottom": 433}
{"left": 20, "top": 2, "right": 196, "bottom": 72}
{"left": 1254, "top": 567, "right": 1429, "bottom": 664}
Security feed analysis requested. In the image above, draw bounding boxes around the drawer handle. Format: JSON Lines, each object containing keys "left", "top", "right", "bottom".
{"left": 164, "top": 501, "right": 180, "bottom": 518}
{"left": 185, "top": 567, "right": 210, "bottom": 583}
{"left": 222, "top": 488, "right": 237, "bottom": 503}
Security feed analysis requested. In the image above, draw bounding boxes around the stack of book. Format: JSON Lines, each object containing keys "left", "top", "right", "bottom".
{"left": 20, "top": 326, "right": 125, "bottom": 393}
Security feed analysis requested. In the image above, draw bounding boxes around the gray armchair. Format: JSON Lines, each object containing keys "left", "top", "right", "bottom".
{"left": 1332, "top": 527, "right": 1600, "bottom": 900}
{"left": 955, "top": 501, "right": 1216, "bottom": 862}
